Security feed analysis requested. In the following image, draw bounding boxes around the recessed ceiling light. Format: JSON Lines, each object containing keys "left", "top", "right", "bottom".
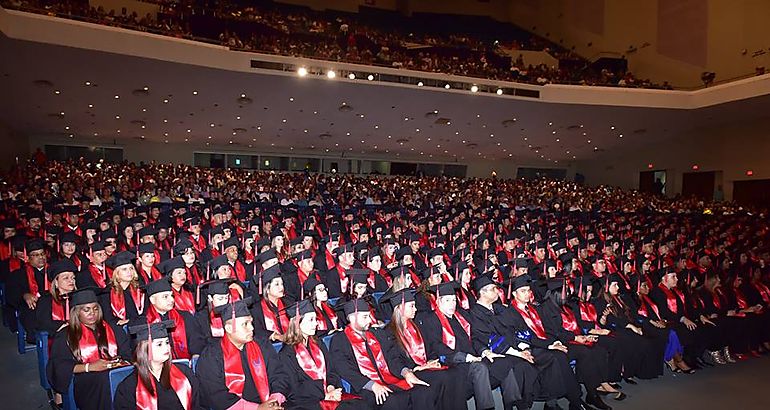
{"left": 374, "top": 125, "right": 379, "bottom": 129}
{"left": 326, "top": 70, "right": 336, "bottom": 79}
{"left": 208, "top": 135, "right": 212, "bottom": 139}
{"left": 236, "top": 116, "right": 241, "bottom": 120}
{"left": 289, "top": 97, "right": 294, "bottom": 102}
{"left": 163, "top": 99, "right": 168, "bottom": 103}
{"left": 619, "top": 134, "right": 623, "bottom": 138}
{"left": 210, "top": 123, "right": 215, "bottom": 127}
{"left": 94, "top": 132, "right": 99, "bottom": 136}
{"left": 143, "top": 86, "right": 149, "bottom": 91}
{"left": 548, "top": 122, "right": 553, "bottom": 126}
{"left": 610, "top": 126, "right": 615, "bottom": 130}
{"left": 165, "top": 140, "right": 169, "bottom": 143}
{"left": 54, "top": 90, "right": 61, "bottom": 95}
{"left": 229, "top": 140, "right": 233, "bottom": 144}
{"left": 297, "top": 67, "right": 308, "bottom": 77}
{"left": 556, "top": 138, "right": 560, "bottom": 142}
{"left": 360, "top": 140, "right": 365, "bottom": 143}
{"left": 64, "top": 126, "right": 70, "bottom": 130}
{"left": 257, "top": 126, "right": 261, "bottom": 130}
{"left": 184, "top": 138, "right": 188, "bottom": 142}
{"left": 304, "top": 129, "right": 308, "bottom": 133}
{"left": 88, "top": 104, "right": 94, "bottom": 108}
{"left": 496, "top": 89, "right": 503, "bottom": 95}
{"left": 444, "top": 84, "right": 450, "bottom": 89}
{"left": 140, "top": 135, "right": 145, "bottom": 139}
{"left": 346, "top": 132, "right": 351, "bottom": 136}
{"left": 164, "top": 132, "right": 168, "bottom": 136}
{"left": 313, "top": 111, "right": 318, "bottom": 115}
{"left": 367, "top": 74, "right": 374, "bottom": 81}
{"left": 282, "top": 119, "right": 287, "bottom": 123}
{"left": 187, "top": 129, "right": 191, "bottom": 133}
{"left": 240, "top": 93, "right": 247, "bottom": 98}
{"left": 142, "top": 108, "right": 147, "bottom": 112}
{"left": 163, "top": 119, "right": 168, "bottom": 123}
{"left": 587, "top": 139, "right": 592, "bottom": 143}
{"left": 115, "top": 115, "right": 120, "bottom": 119}
{"left": 417, "top": 81, "right": 424, "bottom": 87}
{"left": 552, "top": 131, "right": 557, "bottom": 134}
{"left": 114, "top": 95, "right": 119, "bottom": 99}
{"left": 416, "top": 129, "right": 420, "bottom": 132}
{"left": 348, "top": 73, "right": 355, "bottom": 80}
{"left": 470, "top": 85, "right": 478, "bottom": 93}
{"left": 84, "top": 81, "right": 91, "bottom": 86}
{"left": 192, "top": 91, "right": 198, "bottom": 95}
{"left": 116, "top": 129, "right": 120, "bottom": 133}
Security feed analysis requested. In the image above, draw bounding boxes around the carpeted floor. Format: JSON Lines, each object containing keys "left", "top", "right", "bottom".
{"left": 1, "top": 320, "right": 768, "bottom": 410}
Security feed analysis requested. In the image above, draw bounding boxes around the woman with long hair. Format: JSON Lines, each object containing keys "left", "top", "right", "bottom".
{"left": 162, "top": 256, "right": 196, "bottom": 314}
{"left": 100, "top": 251, "right": 145, "bottom": 326}
{"left": 303, "top": 276, "right": 342, "bottom": 336}
{"left": 699, "top": 273, "right": 750, "bottom": 362}
{"left": 114, "top": 321, "right": 202, "bottom": 410}
{"left": 381, "top": 288, "right": 466, "bottom": 410}
{"left": 117, "top": 222, "right": 135, "bottom": 252}
{"left": 47, "top": 288, "right": 131, "bottom": 410}
{"left": 279, "top": 300, "right": 368, "bottom": 410}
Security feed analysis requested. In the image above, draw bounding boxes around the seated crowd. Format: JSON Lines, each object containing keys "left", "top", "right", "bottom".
{"left": 0, "top": 157, "right": 769, "bottom": 410}
{"left": 1, "top": 0, "right": 669, "bottom": 89}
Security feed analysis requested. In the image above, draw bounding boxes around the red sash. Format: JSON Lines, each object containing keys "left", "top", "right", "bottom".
{"left": 316, "top": 302, "right": 339, "bottom": 331}
{"left": 209, "top": 308, "right": 224, "bottom": 338}
{"left": 221, "top": 337, "right": 271, "bottom": 401}
{"left": 658, "top": 283, "right": 685, "bottom": 315}
{"left": 232, "top": 260, "right": 247, "bottom": 282}
{"left": 51, "top": 297, "right": 67, "bottom": 321}
{"left": 458, "top": 287, "right": 471, "bottom": 310}
{"left": 512, "top": 303, "right": 547, "bottom": 339}
{"left": 435, "top": 310, "right": 471, "bottom": 350}
{"left": 325, "top": 249, "right": 336, "bottom": 270}
{"left": 367, "top": 268, "right": 392, "bottom": 289}
{"left": 712, "top": 289, "right": 723, "bottom": 310}
{"left": 335, "top": 266, "right": 349, "bottom": 294}
{"left": 140, "top": 266, "right": 163, "bottom": 282}
{"left": 733, "top": 287, "right": 749, "bottom": 309}
{"left": 78, "top": 323, "right": 118, "bottom": 363}
{"left": 399, "top": 320, "right": 428, "bottom": 366}
{"left": 638, "top": 294, "right": 662, "bottom": 320}
{"left": 26, "top": 265, "right": 48, "bottom": 296}
{"left": 262, "top": 298, "right": 289, "bottom": 333}
{"left": 753, "top": 281, "right": 770, "bottom": 305}
{"left": 147, "top": 306, "right": 191, "bottom": 359}
{"left": 111, "top": 286, "right": 145, "bottom": 319}
{"left": 561, "top": 307, "right": 594, "bottom": 345}
{"left": 174, "top": 288, "right": 195, "bottom": 314}
{"left": 191, "top": 235, "right": 205, "bottom": 253}
{"left": 186, "top": 265, "right": 202, "bottom": 285}
{"left": 343, "top": 326, "right": 412, "bottom": 390}
{"left": 136, "top": 364, "right": 193, "bottom": 410}
{"left": 88, "top": 264, "right": 108, "bottom": 288}
{"left": 295, "top": 338, "right": 327, "bottom": 384}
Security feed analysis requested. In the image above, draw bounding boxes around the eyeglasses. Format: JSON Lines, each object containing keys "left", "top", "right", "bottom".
{"left": 316, "top": 286, "right": 328, "bottom": 292}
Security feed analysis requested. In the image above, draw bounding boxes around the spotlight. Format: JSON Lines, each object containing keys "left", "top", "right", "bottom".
{"left": 297, "top": 67, "right": 308, "bottom": 77}
{"left": 327, "top": 70, "right": 336, "bottom": 79}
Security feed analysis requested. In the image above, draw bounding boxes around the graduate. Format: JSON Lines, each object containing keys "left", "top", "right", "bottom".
{"left": 196, "top": 297, "right": 290, "bottom": 410}
{"left": 278, "top": 299, "right": 369, "bottom": 410}
{"left": 46, "top": 288, "right": 132, "bottom": 410}
{"left": 161, "top": 256, "right": 197, "bottom": 314}
{"left": 141, "top": 277, "right": 206, "bottom": 359}
{"left": 303, "top": 276, "right": 342, "bottom": 335}
{"left": 283, "top": 249, "right": 323, "bottom": 301}
{"left": 7, "top": 238, "right": 49, "bottom": 342}
{"left": 35, "top": 259, "right": 78, "bottom": 334}
{"left": 194, "top": 278, "right": 242, "bottom": 341}
{"left": 251, "top": 264, "right": 294, "bottom": 342}
{"left": 329, "top": 298, "right": 438, "bottom": 410}
{"left": 100, "top": 251, "right": 146, "bottom": 326}
{"left": 380, "top": 288, "right": 466, "bottom": 410}
{"left": 77, "top": 240, "right": 111, "bottom": 289}
{"left": 114, "top": 320, "right": 203, "bottom": 410}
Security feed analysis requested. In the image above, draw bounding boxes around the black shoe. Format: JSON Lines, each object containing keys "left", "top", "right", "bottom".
{"left": 586, "top": 393, "right": 613, "bottom": 410}
{"left": 623, "top": 377, "right": 638, "bottom": 385}
{"left": 608, "top": 383, "right": 622, "bottom": 390}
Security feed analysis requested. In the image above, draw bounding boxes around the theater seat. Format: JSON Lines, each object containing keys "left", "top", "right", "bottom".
{"left": 272, "top": 342, "right": 282, "bottom": 352}
{"left": 36, "top": 331, "right": 51, "bottom": 391}
{"left": 191, "top": 356, "right": 199, "bottom": 373}
{"left": 109, "top": 366, "right": 135, "bottom": 403}
{"left": 322, "top": 335, "right": 333, "bottom": 349}
{"left": 371, "top": 292, "right": 385, "bottom": 303}
{"left": 327, "top": 297, "right": 339, "bottom": 306}
{"left": 15, "top": 311, "right": 35, "bottom": 354}
{"left": 62, "top": 377, "right": 76, "bottom": 410}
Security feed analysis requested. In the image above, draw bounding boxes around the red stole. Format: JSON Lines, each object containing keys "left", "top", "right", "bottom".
{"left": 135, "top": 364, "right": 193, "bottom": 410}
{"left": 638, "top": 294, "right": 662, "bottom": 320}
{"left": 88, "top": 264, "right": 108, "bottom": 288}
{"left": 367, "top": 268, "right": 392, "bottom": 289}
{"left": 78, "top": 323, "right": 118, "bottom": 363}
{"left": 561, "top": 307, "right": 593, "bottom": 345}
{"left": 221, "top": 337, "right": 271, "bottom": 401}
{"left": 295, "top": 338, "right": 327, "bottom": 383}
{"left": 712, "top": 289, "right": 723, "bottom": 310}
{"left": 335, "top": 265, "right": 349, "bottom": 294}
{"left": 733, "top": 286, "right": 749, "bottom": 309}
{"left": 26, "top": 265, "right": 48, "bottom": 296}
{"left": 209, "top": 308, "right": 224, "bottom": 338}
{"left": 435, "top": 309, "right": 471, "bottom": 350}
{"left": 578, "top": 301, "right": 598, "bottom": 324}
{"left": 173, "top": 287, "right": 195, "bottom": 314}
{"left": 111, "top": 286, "right": 145, "bottom": 319}
{"left": 51, "top": 297, "right": 67, "bottom": 321}
{"left": 343, "top": 326, "right": 412, "bottom": 390}
{"left": 399, "top": 320, "right": 428, "bottom": 366}
{"left": 458, "top": 287, "right": 471, "bottom": 310}
{"left": 185, "top": 265, "right": 202, "bottom": 285}
{"left": 658, "top": 283, "right": 685, "bottom": 315}
{"left": 752, "top": 281, "right": 770, "bottom": 305}
{"left": 147, "top": 306, "right": 191, "bottom": 359}
{"left": 191, "top": 235, "right": 205, "bottom": 253}
{"left": 316, "top": 302, "right": 339, "bottom": 331}
{"left": 261, "top": 298, "right": 289, "bottom": 333}
{"left": 231, "top": 260, "right": 247, "bottom": 282}
{"left": 325, "top": 249, "right": 336, "bottom": 270}
{"left": 512, "top": 303, "right": 547, "bottom": 339}
{"left": 140, "top": 266, "right": 163, "bottom": 282}
{"left": 408, "top": 267, "right": 422, "bottom": 287}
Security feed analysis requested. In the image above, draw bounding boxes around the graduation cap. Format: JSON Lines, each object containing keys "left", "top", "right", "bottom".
{"left": 49, "top": 259, "right": 78, "bottom": 278}
{"left": 173, "top": 238, "right": 193, "bottom": 255}
{"left": 471, "top": 273, "right": 500, "bottom": 293}
{"left": 346, "top": 268, "right": 370, "bottom": 286}
{"left": 159, "top": 256, "right": 186, "bottom": 276}
{"left": 394, "top": 246, "right": 412, "bottom": 260}
{"left": 144, "top": 278, "right": 173, "bottom": 297}
{"left": 137, "top": 227, "right": 157, "bottom": 239}
{"left": 429, "top": 281, "right": 460, "bottom": 298}
{"left": 26, "top": 238, "right": 46, "bottom": 253}
{"left": 137, "top": 242, "right": 155, "bottom": 255}
{"left": 257, "top": 265, "right": 282, "bottom": 294}
{"left": 334, "top": 243, "right": 354, "bottom": 257}
{"left": 128, "top": 319, "right": 176, "bottom": 341}
{"left": 302, "top": 276, "right": 324, "bottom": 297}
{"left": 222, "top": 236, "right": 240, "bottom": 251}
{"left": 380, "top": 288, "right": 416, "bottom": 308}
{"left": 341, "top": 298, "right": 371, "bottom": 317}
{"left": 256, "top": 249, "right": 278, "bottom": 264}
{"left": 509, "top": 274, "right": 533, "bottom": 291}
{"left": 199, "top": 278, "right": 237, "bottom": 296}
{"left": 427, "top": 247, "right": 444, "bottom": 260}
{"left": 70, "top": 288, "right": 99, "bottom": 306}
{"left": 214, "top": 297, "right": 254, "bottom": 322}
{"left": 106, "top": 250, "right": 136, "bottom": 269}
{"left": 286, "top": 299, "right": 316, "bottom": 319}
{"left": 208, "top": 255, "right": 230, "bottom": 272}
{"left": 296, "top": 249, "right": 313, "bottom": 261}
{"left": 60, "top": 231, "right": 79, "bottom": 245}
{"left": 404, "top": 231, "right": 420, "bottom": 243}
{"left": 90, "top": 241, "right": 107, "bottom": 253}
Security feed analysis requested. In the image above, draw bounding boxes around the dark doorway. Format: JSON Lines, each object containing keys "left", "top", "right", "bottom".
{"left": 390, "top": 162, "right": 418, "bottom": 176}
{"left": 733, "top": 179, "right": 770, "bottom": 207}
{"left": 682, "top": 171, "right": 715, "bottom": 200}
{"left": 639, "top": 170, "right": 666, "bottom": 195}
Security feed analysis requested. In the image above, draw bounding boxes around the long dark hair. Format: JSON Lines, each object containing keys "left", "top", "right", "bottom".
{"left": 134, "top": 339, "right": 171, "bottom": 394}
{"left": 66, "top": 304, "right": 114, "bottom": 362}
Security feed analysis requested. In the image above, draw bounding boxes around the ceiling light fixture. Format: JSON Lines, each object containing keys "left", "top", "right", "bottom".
{"left": 470, "top": 85, "right": 478, "bottom": 93}
{"left": 326, "top": 70, "right": 336, "bottom": 79}
{"left": 297, "top": 67, "right": 308, "bottom": 77}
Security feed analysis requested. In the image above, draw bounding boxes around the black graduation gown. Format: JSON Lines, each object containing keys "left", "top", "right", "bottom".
{"left": 194, "top": 305, "right": 224, "bottom": 343}
{"left": 136, "top": 309, "right": 206, "bottom": 357}
{"left": 197, "top": 338, "right": 290, "bottom": 410}
{"left": 503, "top": 302, "right": 581, "bottom": 404}
{"left": 250, "top": 296, "right": 295, "bottom": 341}
{"left": 325, "top": 265, "right": 350, "bottom": 299}
{"left": 34, "top": 293, "right": 67, "bottom": 334}
{"left": 99, "top": 286, "right": 144, "bottom": 326}
{"left": 278, "top": 341, "right": 370, "bottom": 410}
{"left": 328, "top": 327, "right": 438, "bottom": 410}
{"left": 379, "top": 324, "right": 465, "bottom": 410}
{"left": 283, "top": 268, "right": 322, "bottom": 301}
{"left": 698, "top": 288, "right": 746, "bottom": 352}
{"left": 466, "top": 303, "right": 539, "bottom": 407}
{"left": 650, "top": 285, "right": 709, "bottom": 363}
{"left": 566, "top": 300, "right": 624, "bottom": 382}
{"left": 539, "top": 301, "right": 609, "bottom": 390}
{"left": 46, "top": 321, "right": 132, "bottom": 410}
{"left": 76, "top": 263, "right": 109, "bottom": 290}
{"left": 113, "top": 363, "right": 203, "bottom": 410}
{"left": 7, "top": 265, "right": 48, "bottom": 337}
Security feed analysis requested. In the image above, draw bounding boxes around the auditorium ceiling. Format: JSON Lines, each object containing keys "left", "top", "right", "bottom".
{"left": 2, "top": 34, "right": 770, "bottom": 164}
